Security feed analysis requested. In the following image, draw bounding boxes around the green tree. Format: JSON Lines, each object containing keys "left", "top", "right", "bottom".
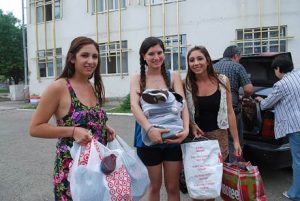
{"left": 0, "top": 9, "right": 24, "bottom": 84}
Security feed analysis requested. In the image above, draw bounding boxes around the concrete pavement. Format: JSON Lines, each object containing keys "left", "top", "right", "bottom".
{"left": 0, "top": 106, "right": 191, "bottom": 201}
{"left": 0, "top": 99, "right": 292, "bottom": 201}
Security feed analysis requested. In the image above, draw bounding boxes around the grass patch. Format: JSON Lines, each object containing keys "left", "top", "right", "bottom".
{"left": 20, "top": 94, "right": 133, "bottom": 112}
{"left": 22, "top": 104, "right": 37, "bottom": 109}
{"left": 107, "top": 107, "right": 131, "bottom": 113}
{"left": 0, "top": 89, "right": 9, "bottom": 93}
{"left": 107, "top": 94, "right": 131, "bottom": 113}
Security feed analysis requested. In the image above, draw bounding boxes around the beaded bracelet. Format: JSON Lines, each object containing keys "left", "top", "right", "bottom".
{"left": 145, "top": 125, "right": 154, "bottom": 135}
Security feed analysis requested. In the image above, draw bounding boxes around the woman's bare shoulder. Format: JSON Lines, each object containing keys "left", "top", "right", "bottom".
{"left": 43, "top": 78, "right": 67, "bottom": 95}
{"left": 171, "top": 71, "right": 181, "bottom": 76}
{"left": 131, "top": 73, "right": 140, "bottom": 80}
{"left": 130, "top": 73, "right": 141, "bottom": 85}
{"left": 171, "top": 71, "right": 183, "bottom": 83}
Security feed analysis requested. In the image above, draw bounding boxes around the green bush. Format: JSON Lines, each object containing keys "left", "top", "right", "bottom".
{"left": 0, "top": 88, "right": 9, "bottom": 93}
{"left": 107, "top": 94, "right": 131, "bottom": 113}
{"left": 120, "top": 94, "right": 131, "bottom": 110}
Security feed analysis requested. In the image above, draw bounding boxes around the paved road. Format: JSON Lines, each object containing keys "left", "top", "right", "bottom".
{"left": 0, "top": 106, "right": 292, "bottom": 201}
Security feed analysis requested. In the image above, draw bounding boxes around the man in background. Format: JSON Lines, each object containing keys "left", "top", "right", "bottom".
{"left": 214, "top": 45, "right": 253, "bottom": 158}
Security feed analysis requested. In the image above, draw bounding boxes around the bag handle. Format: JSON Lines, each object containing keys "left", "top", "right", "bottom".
{"left": 70, "top": 142, "right": 82, "bottom": 169}
{"left": 227, "top": 155, "right": 252, "bottom": 170}
{"left": 193, "top": 136, "right": 209, "bottom": 141}
{"left": 182, "top": 135, "right": 209, "bottom": 143}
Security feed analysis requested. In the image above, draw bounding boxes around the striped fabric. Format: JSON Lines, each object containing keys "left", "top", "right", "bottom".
{"left": 260, "top": 71, "right": 300, "bottom": 139}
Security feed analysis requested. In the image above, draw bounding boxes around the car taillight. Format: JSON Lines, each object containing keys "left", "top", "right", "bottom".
{"left": 261, "top": 118, "right": 275, "bottom": 138}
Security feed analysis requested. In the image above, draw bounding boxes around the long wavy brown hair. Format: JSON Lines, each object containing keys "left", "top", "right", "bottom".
{"left": 57, "top": 36, "right": 105, "bottom": 106}
{"left": 185, "top": 46, "right": 227, "bottom": 104}
{"left": 139, "top": 37, "right": 170, "bottom": 93}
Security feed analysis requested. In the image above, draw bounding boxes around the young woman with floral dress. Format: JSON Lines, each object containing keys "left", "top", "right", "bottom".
{"left": 29, "top": 36, "right": 116, "bottom": 201}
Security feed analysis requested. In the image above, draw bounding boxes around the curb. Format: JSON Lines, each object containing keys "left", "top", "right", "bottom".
{"left": 15, "top": 109, "right": 133, "bottom": 116}
{"left": 107, "top": 112, "right": 133, "bottom": 116}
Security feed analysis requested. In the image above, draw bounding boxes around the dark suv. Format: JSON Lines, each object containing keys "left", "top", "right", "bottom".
{"left": 239, "top": 52, "right": 292, "bottom": 169}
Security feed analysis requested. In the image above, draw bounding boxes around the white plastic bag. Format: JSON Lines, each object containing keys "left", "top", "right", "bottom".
{"left": 69, "top": 139, "right": 132, "bottom": 201}
{"left": 181, "top": 140, "right": 223, "bottom": 200}
{"left": 107, "top": 136, "right": 150, "bottom": 201}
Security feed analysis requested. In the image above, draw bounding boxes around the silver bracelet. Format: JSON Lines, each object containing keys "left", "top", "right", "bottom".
{"left": 146, "top": 125, "right": 154, "bottom": 135}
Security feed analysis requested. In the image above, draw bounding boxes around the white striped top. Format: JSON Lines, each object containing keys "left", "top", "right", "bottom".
{"left": 260, "top": 70, "right": 300, "bottom": 139}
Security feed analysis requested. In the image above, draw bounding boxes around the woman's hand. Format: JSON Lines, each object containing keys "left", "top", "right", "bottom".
{"left": 233, "top": 140, "right": 242, "bottom": 157}
{"left": 106, "top": 125, "right": 116, "bottom": 142}
{"left": 72, "top": 127, "right": 92, "bottom": 146}
{"left": 164, "top": 129, "right": 189, "bottom": 144}
{"left": 147, "top": 127, "right": 168, "bottom": 144}
{"left": 191, "top": 123, "right": 205, "bottom": 138}
{"left": 255, "top": 96, "right": 264, "bottom": 102}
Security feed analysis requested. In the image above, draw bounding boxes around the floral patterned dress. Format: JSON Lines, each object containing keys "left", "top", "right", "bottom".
{"left": 54, "top": 79, "right": 108, "bottom": 201}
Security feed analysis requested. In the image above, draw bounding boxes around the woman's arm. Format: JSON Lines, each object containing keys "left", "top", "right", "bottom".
{"left": 165, "top": 71, "right": 189, "bottom": 143}
{"left": 256, "top": 84, "right": 283, "bottom": 110}
{"left": 225, "top": 79, "right": 242, "bottom": 156}
{"left": 29, "top": 80, "right": 92, "bottom": 145}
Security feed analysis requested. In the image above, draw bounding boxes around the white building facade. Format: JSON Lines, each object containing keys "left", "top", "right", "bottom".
{"left": 26, "top": 0, "right": 300, "bottom": 98}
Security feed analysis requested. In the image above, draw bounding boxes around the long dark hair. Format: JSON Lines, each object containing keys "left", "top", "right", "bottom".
{"left": 58, "top": 36, "right": 105, "bottom": 106}
{"left": 185, "top": 46, "right": 227, "bottom": 104}
{"left": 139, "top": 37, "right": 169, "bottom": 92}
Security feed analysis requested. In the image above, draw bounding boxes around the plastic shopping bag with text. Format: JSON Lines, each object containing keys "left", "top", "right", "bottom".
{"left": 221, "top": 162, "right": 266, "bottom": 201}
{"left": 181, "top": 139, "right": 223, "bottom": 199}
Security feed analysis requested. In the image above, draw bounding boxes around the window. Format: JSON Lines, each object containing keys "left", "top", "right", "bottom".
{"left": 99, "top": 41, "right": 128, "bottom": 75}
{"left": 37, "top": 48, "right": 62, "bottom": 78}
{"left": 159, "top": 34, "right": 187, "bottom": 71}
{"left": 92, "top": 0, "right": 126, "bottom": 13}
{"left": 236, "top": 26, "right": 287, "bottom": 55}
{"left": 144, "top": 0, "right": 185, "bottom": 6}
{"left": 32, "top": 0, "right": 61, "bottom": 23}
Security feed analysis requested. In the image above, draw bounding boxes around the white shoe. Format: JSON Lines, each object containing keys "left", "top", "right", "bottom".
{"left": 282, "top": 191, "right": 291, "bottom": 200}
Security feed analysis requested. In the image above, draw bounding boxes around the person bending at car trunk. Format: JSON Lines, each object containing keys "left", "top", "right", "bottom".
{"left": 256, "top": 55, "right": 300, "bottom": 201}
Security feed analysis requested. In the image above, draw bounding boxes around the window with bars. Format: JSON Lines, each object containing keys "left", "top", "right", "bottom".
{"left": 31, "top": 0, "right": 61, "bottom": 23}
{"left": 37, "top": 48, "right": 62, "bottom": 78}
{"left": 144, "top": 0, "right": 185, "bottom": 6}
{"left": 159, "top": 34, "right": 187, "bottom": 71}
{"left": 236, "top": 26, "right": 287, "bottom": 55}
{"left": 99, "top": 41, "right": 128, "bottom": 75}
{"left": 92, "top": 0, "right": 126, "bottom": 13}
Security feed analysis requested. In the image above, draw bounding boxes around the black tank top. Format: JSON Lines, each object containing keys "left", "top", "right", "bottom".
{"left": 195, "top": 89, "right": 221, "bottom": 132}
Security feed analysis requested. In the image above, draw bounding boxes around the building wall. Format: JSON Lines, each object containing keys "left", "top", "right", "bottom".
{"left": 27, "top": 0, "right": 300, "bottom": 98}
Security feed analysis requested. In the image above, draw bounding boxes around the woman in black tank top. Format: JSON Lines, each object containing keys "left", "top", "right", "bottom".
{"left": 185, "top": 46, "right": 242, "bottom": 201}
{"left": 195, "top": 89, "right": 221, "bottom": 132}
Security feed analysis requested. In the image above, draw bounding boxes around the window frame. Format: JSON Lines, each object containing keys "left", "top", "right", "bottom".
{"left": 37, "top": 48, "right": 63, "bottom": 78}
{"left": 92, "top": 0, "right": 126, "bottom": 13}
{"left": 30, "top": 0, "right": 61, "bottom": 23}
{"left": 236, "top": 25, "right": 287, "bottom": 55}
{"left": 99, "top": 41, "right": 129, "bottom": 75}
{"left": 159, "top": 34, "right": 187, "bottom": 71}
{"left": 144, "top": 0, "right": 185, "bottom": 6}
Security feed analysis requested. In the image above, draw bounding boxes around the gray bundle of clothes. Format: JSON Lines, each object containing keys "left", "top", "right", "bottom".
{"left": 140, "top": 89, "right": 184, "bottom": 146}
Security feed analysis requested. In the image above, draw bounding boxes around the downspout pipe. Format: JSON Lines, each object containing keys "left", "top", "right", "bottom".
{"left": 22, "top": 0, "right": 28, "bottom": 86}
